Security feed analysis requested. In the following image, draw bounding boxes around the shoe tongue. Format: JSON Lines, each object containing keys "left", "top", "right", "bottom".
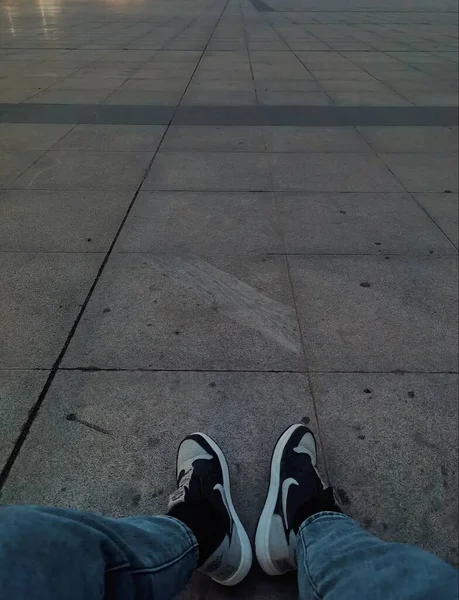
{"left": 168, "top": 468, "right": 194, "bottom": 509}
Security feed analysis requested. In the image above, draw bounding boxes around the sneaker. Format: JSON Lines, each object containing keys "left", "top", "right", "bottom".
{"left": 168, "top": 433, "right": 252, "bottom": 586}
{"left": 255, "top": 423, "right": 337, "bottom": 576}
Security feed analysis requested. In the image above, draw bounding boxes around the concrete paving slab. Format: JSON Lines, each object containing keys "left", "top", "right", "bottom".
{"left": 161, "top": 126, "right": 266, "bottom": 152}
{"left": 279, "top": 192, "right": 456, "bottom": 255}
{"left": 0, "top": 369, "right": 313, "bottom": 595}
{"left": 0, "top": 252, "right": 103, "bottom": 368}
{"left": 0, "top": 124, "right": 73, "bottom": 151}
{"left": 54, "top": 125, "right": 166, "bottom": 152}
{"left": 116, "top": 192, "right": 283, "bottom": 253}
{"left": 414, "top": 193, "right": 459, "bottom": 246}
{"left": 0, "top": 89, "right": 43, "bottom": 103}
{"left": 269, "top": 153, "right": 403, "bottom": 192}
{"left": 255, "top": 79, "right": 321, "bottom": 92}
{"left": 104, "top": 90, "right": 183, "bottom": 105}
{"left": 24, "top": 89, "right": 112, "bottom": 104}
{"left": 288, "top": 255, "right": 458, "bottom": 372}
{"left": 63, "top": 253, "right": 304, "bottom": 371}
{"left": 0, "top": 370, "right": 48, "bottom": 470}
{"left": 380, "top": 153, "right": 458, "bottom": 192}
{"left": 310, "top": 372, "right": 458, "bottom": 566}
{"left": 262, "top": 126, "right": 369, "bottom": 152}
{"left": 329, "top": 91, "right": 411, "bottom": 106}
{"left": 357, "top": 126, "right": 458, "bottom": 153}
{"left": 0, "top": 151, "right": 43, "bottom": 188}
{"left": 143, "top": 152, "right": 272, "bottom": 191}
{"left": 257, "top": 91, "right": 332, "bottom": 106}
{"left": 181, "top": 89, "right": 257, "bottom": 105}
{"left": 0, "top": 190, "right": 131, "bottom": 252}
{"left": 15, "top": 151, "right": 154, "bottom": 191}
{"left": 50, "top": 77, "right": 127, "bottom": 91}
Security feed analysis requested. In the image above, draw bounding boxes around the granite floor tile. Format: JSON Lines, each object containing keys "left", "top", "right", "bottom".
{"left": 288, "top": 255, "right": 458, "bottom": 372}
{"left": 380, "top": 154, "right": 458, "bottom": 192}
{"left": 62, "top": 253, "right": 304, "bottom": 371}
{"left": 116, "top": 191, "right": 283, "bottom": 253}
{"left": 269, "top": 153, "right": 403, "bottom": 192}
{"left": 414, "top": 193, "right": 459, "bottom": 246}
{"left": 311, "top": 372, "right": 458, "bottom": 565}
{"left": 0, "top": 190, "right": 132, "bottom": 252}
{"left": 279, "top": 192, "right": 455, "bottom": 254}
{"left": 55, "top": 125, "right": 166, "bottom": 152}
{"left": 15, "top": 151, "right": 154, "bottom": 191}
{"left": 0, "top": 252, "right": 103, "bottom": 368}
{"left": 143, "top": 152, "right": 272, "bottom": 191}
{"left": 0, "top": 370, "right": 49, "bottom": 470}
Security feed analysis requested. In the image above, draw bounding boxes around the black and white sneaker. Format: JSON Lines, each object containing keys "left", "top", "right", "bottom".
{"left": 168, "top": 433, "right": 252, "bottom": 586}
{"left": 255, "top": 424, "right": 340, "bottom": 576}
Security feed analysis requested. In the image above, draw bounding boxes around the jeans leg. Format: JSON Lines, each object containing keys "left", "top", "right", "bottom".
{"left": 0, "top": 505, "right": 198, "bottom": 600}
{"left": 297, "top": 511, "right": 458, "bottom": 600}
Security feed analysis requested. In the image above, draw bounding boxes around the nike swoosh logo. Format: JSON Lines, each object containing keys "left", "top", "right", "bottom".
{"left": 282, "top": 478, "right": 299, "bottom": 531}
{"left": 214, "top": 483, "right": 233, "bottom": 542}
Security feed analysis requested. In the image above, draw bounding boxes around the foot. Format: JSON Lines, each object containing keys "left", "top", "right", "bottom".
{"left": 168, "top": 433, "right": 252, "bottom": 586}
{"left": 255, "top": 424, "right": 339, "bottom": 575}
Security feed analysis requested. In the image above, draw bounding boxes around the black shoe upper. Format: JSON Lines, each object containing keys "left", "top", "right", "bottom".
{"left": 274, "top": 426, "right": 341, "bottom": 535}
{"left": 168, "top": 434, "right": 230, "bottom": 565}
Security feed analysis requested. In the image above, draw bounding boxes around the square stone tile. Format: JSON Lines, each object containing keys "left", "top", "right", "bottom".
{"left": 357, "top": 127, "right": 458, "bottom": 153}
{"left": 404, "top": 92, "right": 459, "bottom": 106}
{"left": 329, "top": 91, "right": 411, "bottom": 105}
{"left": 104, "top": 90, "right": 182, "bottom": 105}
{"left": 255, "top": 79, "right": 322, "bottom": 92}
{"left": 24, "top": 89, "right": 112, "bottom": 104}
{"left": 288, "top": 255, "right": 458, "bottom": 371}
{"left": 0, "top": 253, "right": 103, "bottom": 368}
{"left": 318, "top": 80, "right": 390, "bottom": 92}
{"left": 257, "top": 91, "right": 332, "bottom": 105}
{"left": 0, "top": 370, "right": 313, "bottom": 577}
{"left": 0, "top": 370, "right": 49, "bottom": 470}
{"left": 15, "top": 151, "right": 154, "bottom": 191}
{"left": 0, "top": 124, "right": 74, "bottom": 152}
{"left": 0, "top": 190, "right": 131, "bottom": 252}
{"left": 161, "top": 126, "right": 266, "bottom": 152}
{"left": 143, "top": 152, "right": 272, "bottom": 191}
{"left": 63, "top": 254, "right": 304, "bottom": 371}
{"left": 269, "top": 154, "right": 403, "bottom": 192}
{"left": 0, "top": 89, "right": 42, "bottom": 103}
{"left": 50, "top": 77, "right": 127, "bottom": 90}
{"left": 380, "top": 154, "right": 458, "bottom": 192}
{"left": 55, "top": 125, "right": 166, "bottom": 152}
{"left": 0, "top": 151, "right": 43, "bottom": 188}
{"left": 180, "top": 89, "right": 257, "bottom": 105}
{"left": 116, "top": 192, "right": 283, "bottom": 253}
{"left": 263, "top": 127, "right": 370, "bottom": 153}
{"left": 279, "top": 192, "right": 455, "bottom": 254}
{"left": 118, "top": 79, "right": 188, "bottom": 92}
{"left": 414, "top": 193, "right": 459, "bottom": 246}
{"left": 311, "top": 373, "right": 458, "bottom": 565}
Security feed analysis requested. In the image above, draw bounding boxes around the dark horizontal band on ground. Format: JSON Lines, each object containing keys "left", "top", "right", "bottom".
{"left": 1, "top": 103, "right": 457, "bottom": 126}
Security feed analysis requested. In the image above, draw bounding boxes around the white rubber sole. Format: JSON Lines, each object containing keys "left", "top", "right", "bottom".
{"left": 187, "top": 432, "right": 253, "bottom": 586}
{"left": 255, "top": 424, "right": 317, "bottom": 576}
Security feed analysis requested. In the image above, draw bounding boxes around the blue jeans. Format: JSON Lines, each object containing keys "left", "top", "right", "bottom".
{"left": 0, "top": 506, "right": 457, "bottom": 599}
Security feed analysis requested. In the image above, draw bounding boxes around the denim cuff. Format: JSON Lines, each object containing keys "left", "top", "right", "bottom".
{"left": 162, "top": 515, "right": 200, "bottom": 569}
{"left": 299, "top": 511, "right": 354, "bottom": 536}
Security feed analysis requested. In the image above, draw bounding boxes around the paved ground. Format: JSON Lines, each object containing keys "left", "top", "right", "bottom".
{"left": 0, "top": 0, "right": 458, "bottom": 594}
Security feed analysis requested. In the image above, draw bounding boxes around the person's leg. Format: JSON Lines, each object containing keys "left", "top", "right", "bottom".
{"left": 0, "top": 432, "right": 252, "bottom": 600}
{"left": 297, "top": 512, "right": 458, "bottom": 600}
{"left": 0, "top": 506, "right": 198, "bottom": 600}
{"left": 255, "top": 423, "right": 458, "bottom": 600}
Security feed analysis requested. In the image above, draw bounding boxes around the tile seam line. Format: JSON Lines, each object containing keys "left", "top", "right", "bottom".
{"left": 0, "top": 0, "right": 233, "bottom": 492}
